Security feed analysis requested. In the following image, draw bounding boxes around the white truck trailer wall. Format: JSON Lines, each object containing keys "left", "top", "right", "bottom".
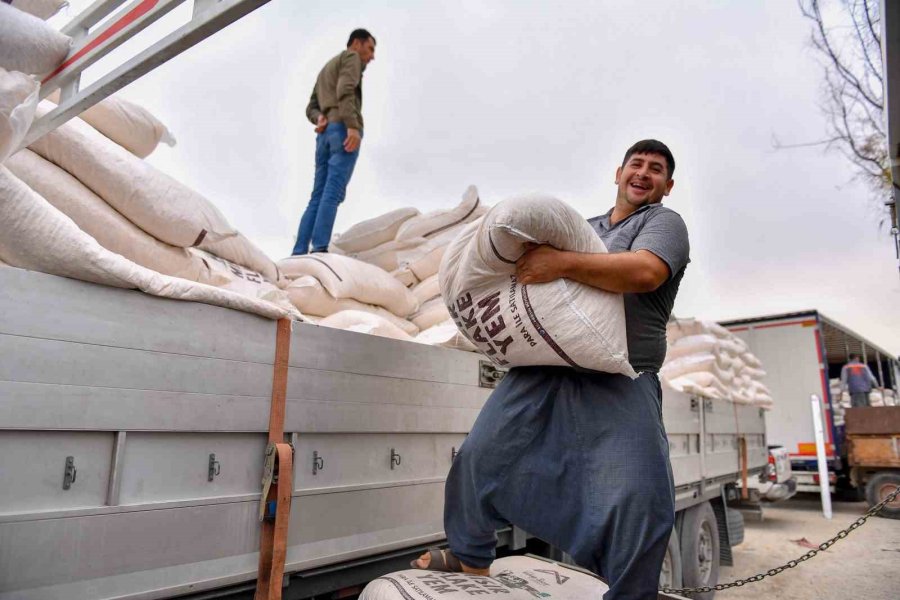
{"left": 726, "top": 317, "right": 835, "bottom": 461}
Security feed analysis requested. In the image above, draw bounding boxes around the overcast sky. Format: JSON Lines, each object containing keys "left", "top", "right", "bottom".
{"left": 56, "top": 0, "right": 900, "bottom": 355}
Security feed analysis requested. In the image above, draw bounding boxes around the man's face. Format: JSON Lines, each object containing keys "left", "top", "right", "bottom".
{"left": 351, "top": 38, "right": 376, "bottom": 65}
{"left": 615, "top": 152, "right": 674, "bottom": 208}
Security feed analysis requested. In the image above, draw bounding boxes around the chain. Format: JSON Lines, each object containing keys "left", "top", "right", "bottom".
{"left": 660, "top": 484, "right": 900, "bottom": 596}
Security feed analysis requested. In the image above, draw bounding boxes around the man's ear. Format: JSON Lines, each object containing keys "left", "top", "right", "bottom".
{"left": 615, "top": 165, "right": 622, "bottom": 185}
{"left": 664, "top": 179, "right": 675, "bottom": 196}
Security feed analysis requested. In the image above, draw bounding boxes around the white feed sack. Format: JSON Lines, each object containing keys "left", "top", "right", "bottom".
{"left": 318, "top": 310, "right": 414, "bottom": 342}
{"left": 396, "top": 185, "right": 487, "bottom": 241}
{"left": 411, "top": 273, "right": 441, "bottom": 305}
{"left": 10, "top": 0, "right": 68, "bottom": 20}
{"left": 0, "top": 67, "right": 39, "bottom": 163}
{"left": 391, "top": 266, "right": 418, "bottom": 288}
{"left": 353, "top": 237, "right": 425, "bottom": 272}
{"left": 277, "top": 253, "right": 419, "bottom": 317}
{"left": 360, "top": 556, "right": 609, "bottom": 600}
{"left": 0, "top": 3, "right": 71, "bottom": 75}
{"left": 331, "top": 207, "right": 419, "bottom": 254}
{"left": 415, "top": 320, "right": 477, "bottom": 352}
{"left": 7, "top": 149, "right": 226, "bottom": 285}
{"left": 410, "top": 296, "right": 451, "bottom": 331}
{"left": 0, "top": 165, "right": 296, "bottom": 320}
{"left": 47, "top": 89, "right": 175, "bottom": 158}
{"left": 396, "top": 223, "right": 473, "bottom": 283}
{"left": 439, "top": 192, "right": 635, "bottom": 377}
{"left": 285, "top": 276, "right": 419, "bottom": 335}
{"left": 199, "top": 233, "right": 283, "bottom": 285}
{"left": 191, "top": 249, "right": 295, "bottom": 313}
{"left": 29, "top": 101, "right": 236, "bottom": 248}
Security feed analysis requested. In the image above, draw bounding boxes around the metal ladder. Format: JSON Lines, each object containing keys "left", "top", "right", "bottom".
{"left": 21, "top": 0, "right": 272, "bottom": 149}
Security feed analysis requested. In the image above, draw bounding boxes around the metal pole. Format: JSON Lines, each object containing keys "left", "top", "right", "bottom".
{"left": 876, "top": 350, "right": 886, "bottom": 391}
{"left": 811, "top": 394, "right": 833, "bottom": 519}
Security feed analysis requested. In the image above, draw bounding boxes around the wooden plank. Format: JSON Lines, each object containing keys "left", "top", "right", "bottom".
{"left": 848, "top": 435, "right": 900, "bottom": 467}
{"left": 0, "top": 269, "right": 276, "bottom": 364}
{"left": 845, "top": 407, "right": 900, "bottom": 435}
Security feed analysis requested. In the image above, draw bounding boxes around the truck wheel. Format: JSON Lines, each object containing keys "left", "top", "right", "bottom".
{"left": 680, "top": 501, "right": 720, "bottom": 599}
{"left": 659, "top": 529, "right": 683, "bottom": 591}
{"left": 865, "top": 472, "right": 900, "bottom": 520}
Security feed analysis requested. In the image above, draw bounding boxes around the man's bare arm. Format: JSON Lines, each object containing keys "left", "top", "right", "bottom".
{"left": 515, "top": 245, "right": 670, "bottom": 293}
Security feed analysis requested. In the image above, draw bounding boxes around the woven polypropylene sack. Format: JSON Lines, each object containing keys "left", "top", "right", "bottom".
{"left": 318, "top": 310, "right": 414, "bottom": 341}
{"left": 0, "top": 68, "right": 39, "bottom": 163}
{"left": 29, "top": 102, "right": 236, "bottom": 247}
{"left": 277, "top": 253, "right": 419, "bottom": 317}
{"left": 0, "top": 3, "right": 71, "bottom": 75}
{"left": 439, "top": 191, "right": 635, "bottom": 377}
{"left": 332, "top": 207, "right": 419, "bottom": 253}
{"left": 395, "top": 185, "right": 486, "bottom": 241}
{"left": 7, "top": 149, "right": 225, "bottom": 286}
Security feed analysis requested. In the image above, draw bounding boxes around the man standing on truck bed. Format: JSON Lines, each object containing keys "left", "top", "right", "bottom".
{"left": 291, "top": 29, "right": 376, "bottom": 256}
{"left": 841, "top": 353, "right": 879, "bottom": 408}
{"left": 412, "top": 140, "right": 689, "bottom": 600}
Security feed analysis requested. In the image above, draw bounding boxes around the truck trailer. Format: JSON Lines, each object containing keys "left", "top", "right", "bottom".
{"left": 721, "top": 310, "right": 899, "bottom": 495}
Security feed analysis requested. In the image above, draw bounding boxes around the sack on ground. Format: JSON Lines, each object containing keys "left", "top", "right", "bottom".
{"left": 395, "top": 185, "right": 487, "bottom": 241}
{"left": 0, "top": 3, "right": 71, "bottom": 75}
{"left": 47, "top": 89, "right": 175, "bottom": 158}
{"left": 0, "top": 165, "right": 296, "bottom": 320}
{"left": 318, "top": 310, "right": 414, "bottom": 341}
{"left": 277, "top": 253, "right": 418, "bottom": 317}
{"left": 439, "top": 191, "right": 635, "bottom": 377}
{"left": 29, "top": 101, "right": 236, "bottom": 247}
{"left": 285, "top": 276, "right": 419, "bottom": 335}
{"left": 8, "top": 149, "right": 225, "bottom": 285}
{"left": 0, "top": 67, "right": 39, "bottom": 163}
{"left": 332, "top": 207, "right": 419, "bottom": 254}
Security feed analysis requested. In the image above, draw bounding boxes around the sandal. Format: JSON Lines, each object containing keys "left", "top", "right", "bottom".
{"left": 409, "top": 548, "right": 465, "bottom": 572}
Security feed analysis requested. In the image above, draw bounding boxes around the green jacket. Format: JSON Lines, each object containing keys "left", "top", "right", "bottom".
{"left": 306, "top": 50, "right": 364, "bottom": 130}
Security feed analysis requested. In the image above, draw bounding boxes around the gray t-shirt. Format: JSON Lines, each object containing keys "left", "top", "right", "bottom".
{"left": 588, "top": 204, "right": 690, "bottom": 373}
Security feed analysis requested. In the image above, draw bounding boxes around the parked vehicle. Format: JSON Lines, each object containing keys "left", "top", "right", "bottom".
{"left": 0, "top": 269, "right": 766, "bottom": 599}
{"left": 721, "top": 310, "right": 900, "bottom": 496}
{"left": 845, "top": 407, "right": 900, "bottom": 519}
{"left": 742, "top": 446, "right": 797, "bottom": 503}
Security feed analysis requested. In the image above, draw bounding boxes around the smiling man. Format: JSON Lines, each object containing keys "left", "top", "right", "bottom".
{"left": 412, "top": 140, "right": 690, "bottom": 600}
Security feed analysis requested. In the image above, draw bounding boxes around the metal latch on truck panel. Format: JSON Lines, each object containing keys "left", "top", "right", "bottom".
{"left": 390, "top": 448, "right": 402, "bottom": 470}
{"left": 479, "top": 361, "right": 507, "bottom": 388}
{"left": 208, "top": 453, "right": 221, "bottom": 482}
{"left": 62, "top": 456, "right": 76, "bottom": 490}
{"left": 312, "top": 451, "right": 324, "bottom": 475}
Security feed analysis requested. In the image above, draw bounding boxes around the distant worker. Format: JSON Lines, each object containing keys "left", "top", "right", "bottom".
{"left": 291, "top": 29, "right": 376, "bottom": 255}
{"left": 841, "top": 353, "right": 878, "bottom": 408}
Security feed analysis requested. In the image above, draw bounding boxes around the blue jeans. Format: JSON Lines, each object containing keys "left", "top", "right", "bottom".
{"left": 292, "top": 123, "right": 361, "bottom": 254}
{"left": 445, "top": 367, "right": 674, "bottom": 600}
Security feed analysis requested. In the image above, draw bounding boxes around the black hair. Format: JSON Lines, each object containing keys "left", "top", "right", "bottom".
{"left": 622, "top": 139, "right": 675, "bottom": 179}
{"left": 347, "top": 29, "right": 376, "bottom": 48}
{"left": 849, "top": 353, "right": 860, "bottom": 361}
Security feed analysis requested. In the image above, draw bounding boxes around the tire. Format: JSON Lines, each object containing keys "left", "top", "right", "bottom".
{"left": 865, "top": 472, "right": 900, "bottom": 520}
{"left": 658, "top": 528, "right": 683, "bottom": 591}
{"left": 680, "top": 501, "right": 720, "bottom": 599}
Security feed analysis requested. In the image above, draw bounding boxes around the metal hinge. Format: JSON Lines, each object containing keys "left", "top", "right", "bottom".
{"left": 479, "top": 361, "right": 507, "bottom": 388}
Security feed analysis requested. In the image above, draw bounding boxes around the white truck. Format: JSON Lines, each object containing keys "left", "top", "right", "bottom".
{"left": 2, "top": 2, "right": 767, "bottom": 598}
{"left": 721, "top": 310, "right": 900, "bottom": 496}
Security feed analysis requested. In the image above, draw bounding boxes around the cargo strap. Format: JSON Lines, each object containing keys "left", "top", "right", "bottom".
{"left": 255, "top": 318, "right": 294, "bottom": 600}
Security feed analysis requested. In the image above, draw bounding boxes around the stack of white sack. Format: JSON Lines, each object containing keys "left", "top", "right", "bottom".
{"left": 335, "top": 186, "right": 488, "bottom": 287}
{"left": 277, "top": 253, "right": 421, "bottom": 333}
{"left": 439, "top": 192, "right": 636, "bottom": 377}
{"left": 0, "top": 2, "right": 71, "bottom": 77}
{"left": 829, "top": 378, "right": 847, "bottom": 426}
{"left": 868, "top": 388, "right": 896, "bottom": 407}
{"left": 25, "top": 99, "right": 286, "bottom": 297}
{"left": 662, "top": 318, "right": 773, "bottom": 409}
{"left": 0, "top": 161, "right": 299, "bottom": 320}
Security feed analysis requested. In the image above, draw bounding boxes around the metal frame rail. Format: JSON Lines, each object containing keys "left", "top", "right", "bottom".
{"left": 21, "top": 0, "right": 273, "bottom": 149}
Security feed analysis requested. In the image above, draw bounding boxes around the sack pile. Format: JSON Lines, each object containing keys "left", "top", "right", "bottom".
{"left": 335, "top": 186, "right": 488, "bottom": 287}
{"left": 829, "top": 378, "right": 897, "bottom": 421}
{"left": 0, "top": 9, "right": 294, "bottom": 319}
{"left": 662, "top": 318, "right": 773, "bottom": 409}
